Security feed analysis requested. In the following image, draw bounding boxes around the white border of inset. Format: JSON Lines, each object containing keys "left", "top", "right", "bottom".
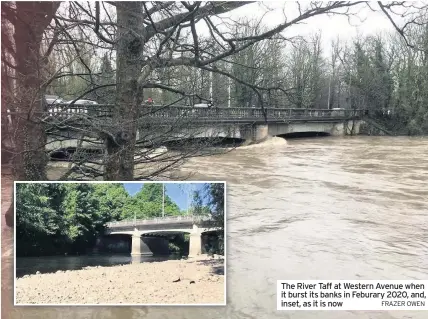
{"left": 13, "top": 180, "right": 227, "bottom": 307}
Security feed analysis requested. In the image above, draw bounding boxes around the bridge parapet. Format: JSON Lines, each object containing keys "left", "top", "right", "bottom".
{"left": 40, "top": 104, "right": 365, "bottom": 123}
{"left": 106, "top": 215, "right": 211, "bottom": 229}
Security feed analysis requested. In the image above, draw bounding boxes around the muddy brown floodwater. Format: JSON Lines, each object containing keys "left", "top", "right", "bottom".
{"left": 2, "top": 136, "right": 428, "bottom": 319}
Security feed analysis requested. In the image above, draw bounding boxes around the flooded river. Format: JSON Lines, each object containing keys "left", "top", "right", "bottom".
{"left": 3, "top": 136, "right": 428, "bottom": 318}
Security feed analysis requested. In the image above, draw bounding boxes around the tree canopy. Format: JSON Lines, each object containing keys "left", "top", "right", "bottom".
{"left": 191, "top": 182, "right": 225, "bottom": 254}
{"left": 122, "top": 184, "right": 181, "bottom": 219}
{"left": 192, "top": 183, "right": 225, "bottom": 228}
{"left": 15, "top": 182, "right": 182, "bottom": 256}
{"left": 16, "top": 183, "right": 116, "bottom": 256}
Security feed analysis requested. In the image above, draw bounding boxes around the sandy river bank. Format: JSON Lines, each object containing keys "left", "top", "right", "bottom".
{"left": 15, "top": 256, "right": 225, "bottom": 305}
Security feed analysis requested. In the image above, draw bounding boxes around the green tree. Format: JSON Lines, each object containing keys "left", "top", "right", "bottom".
{"left": 16, "top": 183, "right": 122, "bottom": 256}
{"left": 128, "top": 184, "right": 180, "bottom": 219}
{"left": 192, "top": 183, "right": 225, "bottom": 255}
{"left": 16, "top": 184, "right": 63, "bottom": 241}
{"left": 372, "top": 38, "right": 393, "bottom": 112}
{"left": 62, "top": 184, "right": 101, "bottom": 243}
{"left": 191, "top": 183, "right": 225, "bottom": 226}
{"left": 93, "top": 183, "right": 129, "bottom": 221}
{"left": 190, "top": 190, "right": 212, "bottom": 216}
{"left": 16, "top": 183, "right": 68, "bottom": 256}
{"left": 389, "top": 22, "right": 428, "bottom": 135}
{"left": 206, "top": 183, "right": 225, "bottom": 229}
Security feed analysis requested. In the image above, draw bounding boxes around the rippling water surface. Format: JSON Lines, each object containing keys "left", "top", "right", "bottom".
{"left": 3, "top": 136, "right": 428, "bottom": 319}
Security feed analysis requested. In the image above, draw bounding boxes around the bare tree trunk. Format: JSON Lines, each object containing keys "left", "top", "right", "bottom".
{"left": 13, "top": 115, "right": 47, "bottom": 180}
{"left": 11, "top": 2, "right": 58, "bottom": 180}
{"left": 104, "top": 2, "right": 145, "bottom": 180}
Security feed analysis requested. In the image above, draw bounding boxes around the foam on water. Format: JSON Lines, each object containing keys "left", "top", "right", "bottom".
{"left": 236, "top": 136, "right": 288, "bottom": 150}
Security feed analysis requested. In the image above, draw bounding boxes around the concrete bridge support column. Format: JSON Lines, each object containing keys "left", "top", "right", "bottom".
{"left": 131, "top": 233, "right": 153, "bottom": 256}
{"left": 188, "top": 225, "right": 202, "bottom": 257}
{"left": 189, "top": 233, "right": 202, "bottom": 257}
{"left": 240, "top": 124, "right": 269, "bottom": 144}
{"left": 330, "top": 123, "right": 345, "bottom": 136}
{"left": 254, "top": 124, "right": 269, "bottom": 142}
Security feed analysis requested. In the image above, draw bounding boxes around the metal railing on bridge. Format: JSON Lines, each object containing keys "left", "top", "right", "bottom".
{"left": 43, "top": 104, "right": 365, "bottom": 123}
{"left": 106, "top": 215, "right": 211, "bottom": 228}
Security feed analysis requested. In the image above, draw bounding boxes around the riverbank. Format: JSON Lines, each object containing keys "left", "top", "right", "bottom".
{"left": 15, "top": 255, "right": 225, "bottom": 305}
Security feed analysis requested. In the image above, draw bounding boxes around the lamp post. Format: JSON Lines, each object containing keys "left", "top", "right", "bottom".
{"left": 327, "top": 75, "right": 331, "bottom": 110}
{"left": 228, "top": 75, "right": 231, "bottom": 107}
{"left": 188, "top": 184, "right": 194, "bottom": 216}
{"left": 162, "top": 183, "right": 165, "bottom": 218}
{"left": 187, "top": 185, "right": 190, "bottom": 215}
{"left": 209, "top": 72, "right": 213, "bottom": 102}
{"left": 134, "top": 210, "right": 136, "bottom": 226}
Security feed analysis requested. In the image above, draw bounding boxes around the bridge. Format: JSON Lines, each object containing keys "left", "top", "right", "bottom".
{"left": 42, "top": 104, "right": 366, "bottom": 151}
{"left": 104, "top": 215, "right": 220, "bottom": 257}
{"left": 43, "top": 103, "right": 364, "bottom": 122}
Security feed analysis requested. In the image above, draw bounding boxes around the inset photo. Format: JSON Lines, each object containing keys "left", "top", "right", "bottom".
{"left": 14, "top": 181, "right": 226, "bottom": 306}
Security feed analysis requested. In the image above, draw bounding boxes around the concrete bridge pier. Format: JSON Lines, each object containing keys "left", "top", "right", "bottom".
{"left": 131, "top": 233, "right": 153, "bottom": 256}
{"left": 240, "top": 124, "right": 269, "bottom": 144}
{"left": 188, "top": 225, "right": 203, "bottom": 257}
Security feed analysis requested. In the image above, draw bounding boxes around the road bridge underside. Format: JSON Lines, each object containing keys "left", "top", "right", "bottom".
{"left": 105, "top": 227, "right": 220, "bottom": 257}
{"left": 268, "top": 120, "right": 363, "bottom": 137}
{"left": 158, "top": 120, "right": 363, "bottom": 143}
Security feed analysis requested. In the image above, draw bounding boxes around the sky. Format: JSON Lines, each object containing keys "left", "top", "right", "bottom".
{"left": 212, "top": 1, "right": 412, "bottom": 55}
{"left": 122, "top": 182, "right": 211, "bottom": 211}
{"left": 62, "top": 1, "right": 416, "bottom": 66}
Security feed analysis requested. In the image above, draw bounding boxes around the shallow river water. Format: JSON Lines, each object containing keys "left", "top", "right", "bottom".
{"left": 15, "top": 254, "right": 182, "bottom": 278}
{"left": 3, "top": 136, "right": 428, "bottom": 319}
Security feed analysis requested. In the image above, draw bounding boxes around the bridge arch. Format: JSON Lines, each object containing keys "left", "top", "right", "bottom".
{"left": 50, "top": 147, "right": 104, "bottom": 161}
{"left": 200, "top": 229, "right": 224, "bottom": 255}
{"left": 136, "top": 228, "right": 221, "bottom": 257}
{"left": 277, "top": 131, "right": 331, "bottom": 138}
{"left": 49, "top": 148, "right": 73, "bottom": 161}
{"left": 104, "top": 231, "right": 171, "bottom": 256}
{"left": 106, "top": 230, "right": 192, "bottom": 257}
{"left": 139, "top": 230, "right": 192, "bottom": 256}
{"left": 94, "top": 233, "right": 132, "bottom": 254}
{"left": 268, "top": 121, "right": 347, "bottom": 138}
{"left": 162, "top": 137, "right": 245, "bottom": 149}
